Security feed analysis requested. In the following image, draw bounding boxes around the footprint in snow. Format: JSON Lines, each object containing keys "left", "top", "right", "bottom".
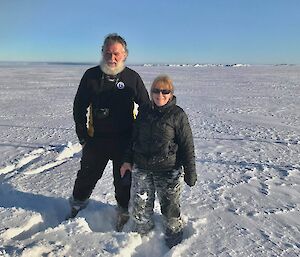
{"left": 0, "top": 142, "right": 82, "bottom": 178}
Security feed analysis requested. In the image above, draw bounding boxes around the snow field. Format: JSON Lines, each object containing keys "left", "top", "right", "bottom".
{"left": 0, "top": 64, "right": 299, "bottom": 256}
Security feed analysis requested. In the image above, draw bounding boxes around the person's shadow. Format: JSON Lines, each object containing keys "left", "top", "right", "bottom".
{"left": 0, "top": 182, "right": 117, "bottom": 239}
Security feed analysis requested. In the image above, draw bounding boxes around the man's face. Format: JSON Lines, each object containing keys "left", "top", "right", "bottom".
{"left": 103, "top": 42, "right": 127, "bottom": 68}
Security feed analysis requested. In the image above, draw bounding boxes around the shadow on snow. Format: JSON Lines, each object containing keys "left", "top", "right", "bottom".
{"left": 0, "top": 182, "right": 117, "bottom": 234}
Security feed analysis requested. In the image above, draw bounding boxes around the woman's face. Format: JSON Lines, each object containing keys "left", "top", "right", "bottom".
{"left": 151, "top": 88, "right": 172, "bottom": 107}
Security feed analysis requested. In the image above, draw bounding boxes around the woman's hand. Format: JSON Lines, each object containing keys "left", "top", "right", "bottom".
{"left": 120, "top": 162, "right": 132, "bottom": 177}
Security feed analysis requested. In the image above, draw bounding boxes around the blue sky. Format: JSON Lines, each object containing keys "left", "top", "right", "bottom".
{"left": 1, "top": 0, "right": 299, "bottom": 64}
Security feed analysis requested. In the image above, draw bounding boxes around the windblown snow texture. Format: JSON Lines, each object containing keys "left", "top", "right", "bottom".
{"left": 0, "top": 64, "right": 299, "bottom": 256}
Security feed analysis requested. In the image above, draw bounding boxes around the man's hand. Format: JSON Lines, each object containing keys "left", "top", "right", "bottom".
{"left": 120, "top": 162, "right": 132, "bottom": 177}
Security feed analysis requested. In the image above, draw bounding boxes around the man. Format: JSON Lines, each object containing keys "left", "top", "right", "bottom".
{"left": 69, "top": 33, "right": 150, "bottom": 231}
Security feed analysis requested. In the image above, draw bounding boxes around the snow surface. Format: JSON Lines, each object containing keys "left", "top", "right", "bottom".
{"left": 0, "top": 63, "right": 299, "bottom": 257}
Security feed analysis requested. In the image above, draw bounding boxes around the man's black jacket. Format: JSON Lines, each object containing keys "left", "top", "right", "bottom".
{"left": 73, "top": 66, "right": 150, "bottom": 143}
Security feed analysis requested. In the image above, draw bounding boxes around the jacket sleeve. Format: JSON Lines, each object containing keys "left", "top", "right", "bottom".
{"left": 122, "top": 121, "right": 138, "bottom": 165}
{"left": 134, "top": 73, "right": 150, "bottom": 107}
{"left": 122, "top": 133, "right": 134, "bottom": 165}
{"left": 122, "top": 73, "right": 149, "bottom": 160}
{"left": 175, "top": 110, "right": 196, "bottom": 175}
{"left": 73, "top": 71, "right": 91, "bottom": 144}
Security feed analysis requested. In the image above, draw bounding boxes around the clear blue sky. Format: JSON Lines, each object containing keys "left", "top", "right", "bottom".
{"left": 1, "top": 0, "right": 299, "bottom": 64}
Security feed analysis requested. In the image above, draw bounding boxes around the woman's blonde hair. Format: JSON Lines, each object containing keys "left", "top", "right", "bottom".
{"left": 150, "top": 75, "right": 174, "bottom": 100}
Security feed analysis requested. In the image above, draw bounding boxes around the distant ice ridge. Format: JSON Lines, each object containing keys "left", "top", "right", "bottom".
{"left": 193, "top": 63, "right": 250, "bottom": 67}
{"left": 142, "top": 63, "right": 251, "bottom": 67}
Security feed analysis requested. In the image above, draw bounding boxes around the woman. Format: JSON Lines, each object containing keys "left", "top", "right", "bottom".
{"left": 120, "top": 75, "right": 197, "bottom": 248}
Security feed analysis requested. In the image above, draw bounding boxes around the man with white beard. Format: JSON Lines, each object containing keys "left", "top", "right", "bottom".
{"left": 68, "top": 34, "right": 150, "bottom": 231}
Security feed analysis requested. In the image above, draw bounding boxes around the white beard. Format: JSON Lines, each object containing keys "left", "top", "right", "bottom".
{"left": 99, "top": 59, "right": 126, "bottom": 75}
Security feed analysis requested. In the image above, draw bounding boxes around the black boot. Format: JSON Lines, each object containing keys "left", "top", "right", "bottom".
{"left": 165, "top": 228, "right": 183, "bottom": 249}
{"left": 66, "top": 206, "right": 81, "bottom": 219}
{"left": 116, "top": 206, "right": 129, "bottom": 232}
{"left": 65, "top": 197, "right": 88, "bottom": 220}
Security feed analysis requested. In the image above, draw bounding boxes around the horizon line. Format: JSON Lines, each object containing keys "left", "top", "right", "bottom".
{"left": 0, "top": 61, "right": 298, "bottom": 67}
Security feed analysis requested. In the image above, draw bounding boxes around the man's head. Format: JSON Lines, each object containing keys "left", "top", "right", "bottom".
{"left": 100, "top": 33, "right": 128, "bottom": 75}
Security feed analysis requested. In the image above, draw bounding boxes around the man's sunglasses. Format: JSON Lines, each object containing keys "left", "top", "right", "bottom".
{"left": 151, "top": 88, "right": 171, "bottom": 95}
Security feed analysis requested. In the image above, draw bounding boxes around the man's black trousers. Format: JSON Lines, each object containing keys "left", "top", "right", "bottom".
{"left": 72, "top": 136, "right": 130, "bottom": 209}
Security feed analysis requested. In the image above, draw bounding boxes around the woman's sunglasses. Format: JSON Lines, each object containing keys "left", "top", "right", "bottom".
{"left": 151, "top": 88, "right": 171, "bottom": 95}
